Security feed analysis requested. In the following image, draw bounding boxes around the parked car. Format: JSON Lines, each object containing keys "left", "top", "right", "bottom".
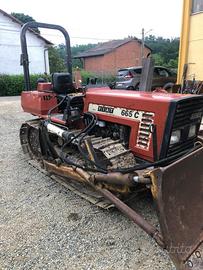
{"left": 114, "top": 66, "right": 177, "bottom": 91}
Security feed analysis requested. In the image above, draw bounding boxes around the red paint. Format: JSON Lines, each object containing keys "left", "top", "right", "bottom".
{"left": 21, "top": 87, "right": 191, "bottom": 162}
{"left": 37, "top": 82, "right": 52, "bottom": 92}
{"left": 21, "top": 91, "right": 58, "bottom": 116}
{"left": 83, "top": 88, "right": 189, "bottom": 161}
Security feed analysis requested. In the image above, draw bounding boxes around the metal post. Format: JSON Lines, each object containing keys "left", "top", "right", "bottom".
{"left": 141, "top": 28, "right": 145, "bottom": 60}
{"left": 139, "top": 57, "right": 154, "bottom": 91}
{"left": 98, "top": 188, "right": 165, "bottom": 248}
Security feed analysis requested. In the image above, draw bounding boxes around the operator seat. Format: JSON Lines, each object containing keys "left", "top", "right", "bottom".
{"left": 52, "top": 73, "right": 74, "bottom": 94}
{"left": 52, "top": 72, "right": 84, "bottom": 112}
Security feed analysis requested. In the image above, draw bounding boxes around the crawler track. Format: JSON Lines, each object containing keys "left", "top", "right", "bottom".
{"left": 20, "top": 119, "right": 145, "bottom": 209}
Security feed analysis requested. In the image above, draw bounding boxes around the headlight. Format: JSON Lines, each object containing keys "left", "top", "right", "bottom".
{"left": 188, "top": 125, "right": 196, "bottom": 138}
{"left": 170, "top": 130, "right": 181, "bottom": 145}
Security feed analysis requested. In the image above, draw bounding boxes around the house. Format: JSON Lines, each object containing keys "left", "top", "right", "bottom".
{"left": 178, "top": 0, "right": 203, "bottom": 83}
{"left": 74, "top": 38, "right": 151, "bottom": 75}
{"left": 0, "top": 9, "right": 52, "bottom": 75}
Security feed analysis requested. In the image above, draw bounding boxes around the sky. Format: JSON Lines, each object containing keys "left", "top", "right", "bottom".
{"left": 1, "top": 0, "right": 183, "bottom": 46}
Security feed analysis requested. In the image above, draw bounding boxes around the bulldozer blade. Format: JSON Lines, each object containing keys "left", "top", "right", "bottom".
{"left": 150, "top": 147, "right": 203, "bottom": 270}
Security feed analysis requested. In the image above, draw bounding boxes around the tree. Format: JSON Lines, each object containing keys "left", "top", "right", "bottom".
{"left": 56, "top": 43, "right": 97, "bottom": 68}
{"left": 152, "top": 53, "right": 164, "bottom": 66}
{"left": 145, "top": 35, "right": 180, "bottom": 68}
{"left": 11, "top": 12, "right": 40, "bottom": 33}
{"left": 48, "top": 46, "right": 66, "bottom": 73}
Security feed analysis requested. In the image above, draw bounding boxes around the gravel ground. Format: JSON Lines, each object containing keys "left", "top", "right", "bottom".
{"left": 0, "top": 96, "right": 174, "bottom": 270}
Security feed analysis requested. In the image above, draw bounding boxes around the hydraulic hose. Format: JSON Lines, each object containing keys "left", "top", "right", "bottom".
{"left": 76, "top": 128, "right": 201, "bottom": 174}
{"left": 47, "top": 95, "right": 69, "bottom": 121}
{"left": 60, "top": 112, "right": 106, "bottom": 173}
{"left": 111, "top": 144, "right": 201, "bottom": 173}
{"left": 48, "top": 109, "right": 201, "bottom": 174}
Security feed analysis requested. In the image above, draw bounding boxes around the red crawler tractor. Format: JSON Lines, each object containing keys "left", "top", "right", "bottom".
{"left": 20, "top": 22, "right": 203, "bottom": 270}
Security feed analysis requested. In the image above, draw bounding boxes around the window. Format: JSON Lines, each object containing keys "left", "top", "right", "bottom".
{"left": 133, "top": 68, "right": 142, "bottom": 74}
{"left": 157, "top": 68, "right": 169, "bottom": 77}
{"left": 153, "top": 68, "right": 159, "bottom": 77}
{"left": 192, "top": 0, "right": 203, "bottom": 13}
{"left": 117, "top": 69, "right": 129, "bottom": 76}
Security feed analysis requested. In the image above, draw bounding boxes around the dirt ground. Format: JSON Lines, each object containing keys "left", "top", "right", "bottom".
{"left": 0, "top": 96, "right": 174, "bottom": 270}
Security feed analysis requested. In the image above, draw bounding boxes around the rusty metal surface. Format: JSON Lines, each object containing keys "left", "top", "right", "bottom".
{"left": 29, "top": 159, "right": 149, "bottom": 210}
{"left": 184, "top": 242, "right": 203, "bottom": 270}
{"left": 43, "top": 160, "right": 137, "bottom": 194}
{"left": 20, "top": 119, "right": 41, "bottom": 159}
{"left": 43, "top": 160, "right": 90, "bottom": 184}
{"left": 42, "top": 159, "right": 165, "bottom": 247}
{"left": 98, "top": 188, "right": 165, "bottom": 248}
{"left": 89, "top": 136, "right": 136, "bottom": 169}
{"left": 21, "top": 118, "right": 203, "bottom": 269}
{"left": 150, "top": 147, "right": 203, "bottom": 270}
{"left": 93, "top": 172, "right": 135, "bottom": 187}
{"left": 20, "top": 119, "right": 145, "bottom": 194}
{"left": 29, "top": 159, "right": 115, "bottom": 209}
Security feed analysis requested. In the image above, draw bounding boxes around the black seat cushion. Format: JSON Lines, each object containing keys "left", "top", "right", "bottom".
{"left": 52, "top": 73, "right": 74, "bottom": 94}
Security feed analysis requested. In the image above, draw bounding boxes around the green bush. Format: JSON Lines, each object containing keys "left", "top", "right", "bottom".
{"left": 80, "top": 70, "right": 95, "bottom": 84}
{"left": 0, "top": 74, "right": 51, "bottom": 96}
{"left": 0, "top": 71, "right": 116, "bottom": 96}
{"left": 79, "top": 69, "right": 116, "bottom": 84}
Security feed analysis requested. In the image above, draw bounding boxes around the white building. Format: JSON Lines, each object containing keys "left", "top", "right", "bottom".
{"left": 0, "top": 9, "right": 51, "bottom": 75}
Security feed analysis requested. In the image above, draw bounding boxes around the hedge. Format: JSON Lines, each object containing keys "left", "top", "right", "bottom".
{"left": 0, "top": 71, "right": 116, "bottom": 96}
{"left": 0, "top": 74, "right": 50, "bottom": 96}
{"left": 80, "top": 69, "right": 116, "bottom": 84}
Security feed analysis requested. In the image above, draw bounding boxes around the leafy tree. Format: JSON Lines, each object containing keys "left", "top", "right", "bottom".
{"left": 48, "top": 46, "right": 66, "bottom": 73}
{"left": 11, "top": 12, "right": 40, "bottom": 33}
{"left": 71, "top": 43, "right": 97, "bottom": 56}
{"left": 145, "top": 35, "right": 179, "bottom": 68}
{"left": 56, "top": 43, "right": 97, "bottom": 68}
{"left": 72, "top": 44, "right": 97, "bottom": 68}
{"left": 152, "top": 53, "right": 164, "bottom": 66}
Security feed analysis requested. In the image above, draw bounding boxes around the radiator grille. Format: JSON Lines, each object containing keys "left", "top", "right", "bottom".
{"left": 167, "top": 98, "right": 203, "bottom": 157}
{"left": 136, "top": 112, "right": 154, "bottom": 150}
{"left": 173, "top": 99, "right": 203, "bottom": 129}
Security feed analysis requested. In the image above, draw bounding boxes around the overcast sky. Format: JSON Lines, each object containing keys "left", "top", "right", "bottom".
{"left": 1, "top": 0, "right": 183, "bottom": 45}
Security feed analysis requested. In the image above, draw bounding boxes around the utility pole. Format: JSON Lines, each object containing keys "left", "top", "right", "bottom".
{"left": 141, "top": 28, "right": 145, "bottom": 60}
{"left": 141, "top": 28, "right": 152, "bottom": 62}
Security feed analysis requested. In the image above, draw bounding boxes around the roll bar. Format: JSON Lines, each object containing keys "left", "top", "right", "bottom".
{"left": 20, "top": 21, "right": 72, "bottom": 91}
